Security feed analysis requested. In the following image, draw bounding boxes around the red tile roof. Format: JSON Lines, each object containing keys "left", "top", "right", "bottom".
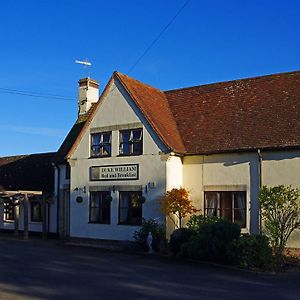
{"left": 116, "top": 72, "right": 186, "bottom": 153}
{"left": 63, "top": 70, "right": 300, "bottom": 160}
{"left": 165, "top": 70, "right": 300, "bottom": 154}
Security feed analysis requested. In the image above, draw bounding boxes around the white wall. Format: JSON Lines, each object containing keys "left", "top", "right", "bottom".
{"left": 69, "top": 79, "right": 168, "bottom": 240}
{"left": 262, "top": 151, "right": 300, "bottom": 248}
{"left": 183, "top": 153, "right": 259, "bottom": 232}
{"left": 54, "top": 163, "right": 70, "bottom": 236}
{"left": 183, "top": 150, "right": 300, "bottom": 248}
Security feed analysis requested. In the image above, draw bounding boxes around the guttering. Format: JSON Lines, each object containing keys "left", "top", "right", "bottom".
{"left": 181, "top": 144, "right": 300, "bottom": 157}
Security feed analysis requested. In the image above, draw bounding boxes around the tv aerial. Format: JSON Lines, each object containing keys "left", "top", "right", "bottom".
{"left": 75, "top": 59, "right": 92, "bottom": 77}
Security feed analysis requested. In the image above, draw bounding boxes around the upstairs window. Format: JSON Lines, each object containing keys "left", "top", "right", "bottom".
{"left": 204, "top": 191, "right": 246, "bottom": 228}
{"left": 91, "top": 132, "right": 111, "bottom": 157}
{"left": 119, "top": 129, "right": 143, "bottom": 156}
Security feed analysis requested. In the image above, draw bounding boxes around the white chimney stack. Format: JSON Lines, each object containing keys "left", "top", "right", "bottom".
{"left": 78, "top": 78, "right": 99, "bottom": 116}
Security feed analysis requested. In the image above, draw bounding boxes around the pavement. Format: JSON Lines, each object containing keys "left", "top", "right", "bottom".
{"left": 0, "top": 236, "right": 299, "bottom": 300}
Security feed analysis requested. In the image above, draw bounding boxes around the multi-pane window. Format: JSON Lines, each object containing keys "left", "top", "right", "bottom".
{"left": 3, "top": 200, "right": 14, "bottom": 221}
{"left": 89, "top": 191, "right": 111, "bottom": 224}
{"left": 91, "top": 132, "right": 111, "bottom": 157}
{"left": 31, "top": 201, "right": 42, "bottom": 222}
{"left": 119, "top": 129, "right": 143, "bottom": 155}
{"left": 204, "top": 191, "right": 246, "bottom": 227}
{"left": 119, "top": 191, "right": 142, "bottom": 225}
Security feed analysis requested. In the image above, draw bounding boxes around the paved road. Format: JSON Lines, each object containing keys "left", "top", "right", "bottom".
{"left": 0, "top": 237, "right": 299, "bottom": 300}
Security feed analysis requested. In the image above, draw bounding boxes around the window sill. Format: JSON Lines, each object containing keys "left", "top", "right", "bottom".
{"left": 117, "top": 154, "right": 142, "bottom": 157}
{"left": 89, "top": 155, "right": 111, "bottom": 159}
{"left": 88, "top": 222, "right": 111, "bottom": 225}
{"left": 3, "top": 220, "right": 15, "bottom": 223}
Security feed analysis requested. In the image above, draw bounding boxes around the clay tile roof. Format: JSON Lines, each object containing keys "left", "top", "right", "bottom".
{"left": 53, "top": 103, "right": 97, "bottom": 163}
{"left": 65, "top": 70, "right": 300, "bottom": 159}
{"left": 0, "top": 152, "right": 55, "bottom": 192}
{"left": 165, "top": 70, "right": 300, "bottom": 154}
{"left": 115, "top": 72, "right": 186, "bottom": 153}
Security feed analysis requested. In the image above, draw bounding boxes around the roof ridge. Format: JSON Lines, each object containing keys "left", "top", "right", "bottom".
{"left": 0, "top": 152, "right": 55, "bottom": 159}
{"left": 164, "top": 69, "right": 300, "bottom": 94}
{"left": 114, "top": 71, "right": 164, "bottom": 92}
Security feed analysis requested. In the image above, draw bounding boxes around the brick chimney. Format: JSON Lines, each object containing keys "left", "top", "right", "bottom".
{"left": 78, "top": 78, "right": 99, "bottom": 116}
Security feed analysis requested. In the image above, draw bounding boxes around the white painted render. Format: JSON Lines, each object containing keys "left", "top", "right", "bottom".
{"left": 69, "top": 79, "right": 168, "bottom": 240}
{"left": 78, "top": 79, "right": 99, "bottom": 115}
{"left": 261, "top": 151, "right": 300, "bottom": 248}
{"left": 183, "top": 151, "right": 300, "bottom": 248}
{"left": 65, "top": 76, "right": 300, "bottom": 248}
{"left": 54, "top": 163, "right": 70, "bottom": 237}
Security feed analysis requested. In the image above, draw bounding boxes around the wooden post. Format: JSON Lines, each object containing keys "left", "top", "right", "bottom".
{"left": 14, "top": 198, "right": 19, "bottom": 237}
{"left": 42, "top": 196, "right": 48, "bottom": 240}
{"left": 23, "top": 193, "right": 29, "bottom": 240}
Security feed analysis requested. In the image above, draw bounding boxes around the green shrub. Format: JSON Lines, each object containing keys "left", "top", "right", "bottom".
{"left": 181, "top": 220, "right": 241, "bottom": 263}
{"left": 187, "top": 215, "right": 221, "bottom": 232}
{"left": 169, "top": 228, "right": 196, "bottom": 256}
{"left": 227, "top": 234, "right": 273, "bottom": 270}
{"left": 133, "top": 218, "right": 165, "bottom": 252}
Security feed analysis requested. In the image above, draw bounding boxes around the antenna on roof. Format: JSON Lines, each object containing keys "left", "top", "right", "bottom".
{"left": 75, "top": 59, "right": 92, "bottom": 78}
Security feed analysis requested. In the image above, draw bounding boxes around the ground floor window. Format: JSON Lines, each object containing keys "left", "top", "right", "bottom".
{"left": 204, "top": 191, "right": 246, "bottom": 227}
{"left": 30, "top": 201, "right": 42, "bottom": 222}
{"left": 89, "top": 191, "right": 111, "bottom": 224}
{"left": 119, "top": 191, "right": 142, "bottom": 225}
{"left": 3, "top": 200, "right": 14, "bottom": 221}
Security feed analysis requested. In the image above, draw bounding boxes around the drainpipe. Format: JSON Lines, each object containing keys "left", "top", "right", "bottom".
{"left": 257, "top": 149, "right": 262, "bottom": 234}
{"left": 52, "top": 163, "right": 60, "bottom": 237}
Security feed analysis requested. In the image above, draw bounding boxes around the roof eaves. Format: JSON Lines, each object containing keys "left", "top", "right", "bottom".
{"left": 184, "top": 145, "right": 300, "bottom": 156}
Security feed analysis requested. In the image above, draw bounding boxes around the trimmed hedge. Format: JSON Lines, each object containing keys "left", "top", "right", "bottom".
{"left": 227, "top": 234, "right": 273, "bottom": 270}
{"left": 179, "top": 220, "right": 241, "bottom": 263}
{"left": 169, "top": 228, "right": 196, "bottom": 256}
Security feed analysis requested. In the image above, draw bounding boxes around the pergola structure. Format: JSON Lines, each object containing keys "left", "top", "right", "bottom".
{"left": 0, "top": 190, "right": 51, "bottom": 239}
{"left": 0, "top": 153, "right": 55, "bottom": 239}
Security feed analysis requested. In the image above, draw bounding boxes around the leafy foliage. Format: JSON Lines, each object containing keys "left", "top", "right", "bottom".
{"left": 159, "top": 188, "right": 199, "bottom": 228}
{"left": 169, "top": 228, "right": 196, "bottom": 256}
{"left": 259, "top": 185, "right": 300, "bottom": 262}
{"left": 179, "top": 220, "right": 241, "bottom": 262}
{"left": 187, "top": 215, "right": 221, "bottom": 232}
{"left": 227, "top": 234, "right": 273, "bottom": 270}
{"left": 133, "top": 218, "right": 165, "bottom": 252}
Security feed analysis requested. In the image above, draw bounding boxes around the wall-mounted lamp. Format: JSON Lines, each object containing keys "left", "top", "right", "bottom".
{"left": 148, "top": 182, "right": 156, "bottom": 189}
{"left": 73, "top": 187, "right": 86, "bottom": 193}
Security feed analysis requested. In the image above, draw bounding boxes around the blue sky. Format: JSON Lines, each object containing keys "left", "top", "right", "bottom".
{"left": 0, "top": 0, "right": 299, "bottom": 156}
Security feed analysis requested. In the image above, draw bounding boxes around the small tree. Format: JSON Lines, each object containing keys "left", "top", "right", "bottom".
{"left": 259, "top": 185, "right": 300, "bottom": 262}
{"left": 159, "top": 188, "right": 198, "bottom": 228}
